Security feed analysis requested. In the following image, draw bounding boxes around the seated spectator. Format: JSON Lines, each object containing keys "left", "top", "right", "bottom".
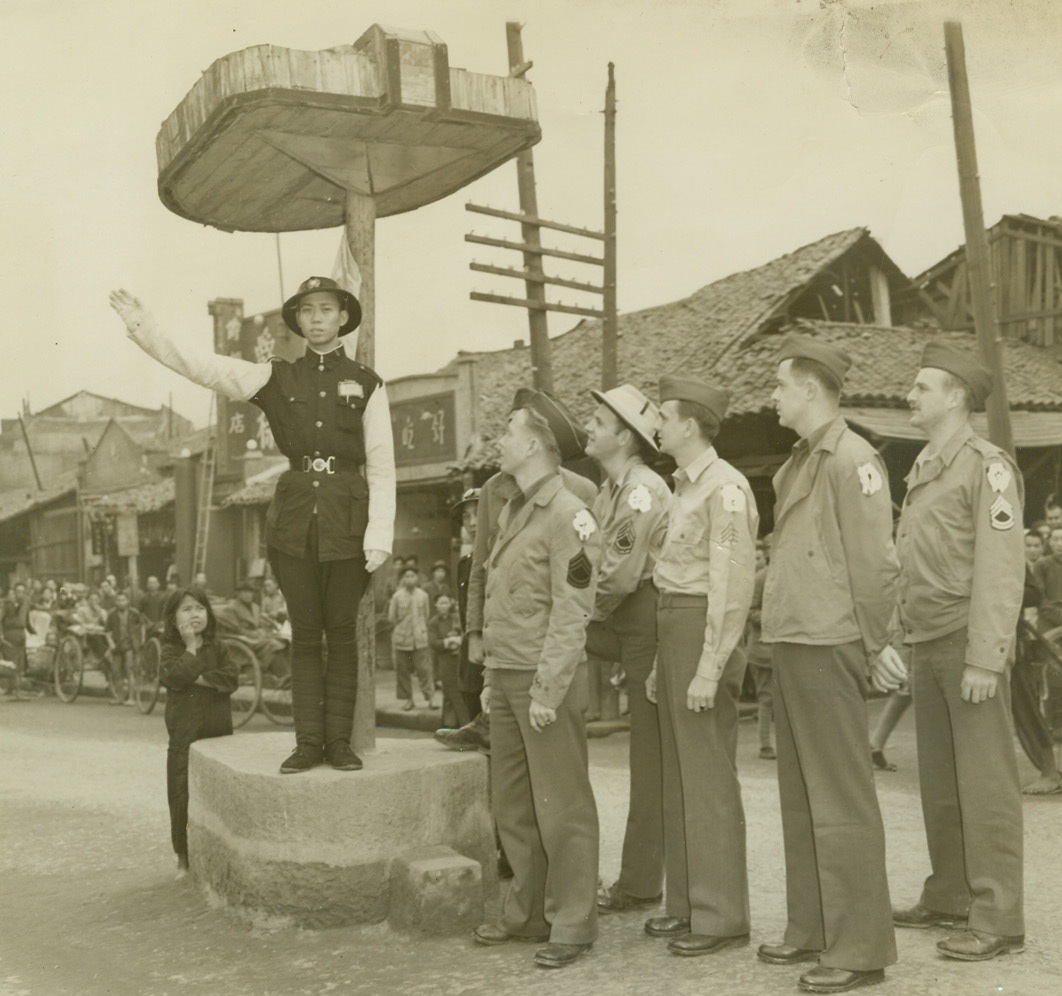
{"left": 216, "top": 580, "right": 288, "bottom": 680}
{"left": 138, "top": 576, "right": 167, "bottom": 632}
{"left": 75, "top": 590, "right": 110, "bottom": 659}
{"left": 1033, "top": 525, "right": 1062, "bottom": 629}
{"left": 260, "top": 577, "right": 288, "bottom": 626}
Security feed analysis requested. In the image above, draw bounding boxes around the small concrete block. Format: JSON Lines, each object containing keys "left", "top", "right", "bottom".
{"left": 389, "top": 845, "right": 483, "bottom": 935}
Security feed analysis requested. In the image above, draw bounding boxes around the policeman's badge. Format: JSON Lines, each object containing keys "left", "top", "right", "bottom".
{"left": 614, "top": 518, "right": 636, "bottom": 555}
{"left": 338, "top": 380, "right": 364, "bottom": 399}
{"left": 987, "top": 462, "right": 1012, "bottom": 494}
{"left": 720, "top": 483, "right": 746, "bottom": 513}
{"left": 628, "top": 484, "right": 652, "bottom": 513}
{"left": 567, "top": 549, "right": 593, "bottom": 589}
{"left": 857, "top": 462, "right": 882, "bottom": 496}
{"left": 990, "top": 495, "right": 1015, "bottom": 531}
{"left": 572, "top": 509, "right": 597, "bottom": 542}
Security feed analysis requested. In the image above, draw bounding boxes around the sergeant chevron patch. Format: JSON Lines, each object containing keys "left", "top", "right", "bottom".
{"left": 614, "top": 518, "right": 636, "bottom": 555}
{"left": 990, "top": 495, "right": 1015, "bottom": 531}
{"left": 567, "top": 550, "right": 593, "bottom": 589}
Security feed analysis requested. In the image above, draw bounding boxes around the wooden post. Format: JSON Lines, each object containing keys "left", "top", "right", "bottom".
{"left": 17, "top": 414, "right": 43, "bottom": 492}
{"left": 944, "top": 21, "right": 1015, "bottom": 456}
{"left": 344, "top": 188, "right": 378, "bottom": 754}
{"left": 602, "top": 62, "right": 618, "bottom": 390}
{"left": 506, "top": 22, "right": 554, "bottom": 394}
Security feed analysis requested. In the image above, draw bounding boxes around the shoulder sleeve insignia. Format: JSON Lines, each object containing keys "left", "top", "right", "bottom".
{"left": 567, "top": 549, "right": 593, "bottom": 589}
{"left": 987, "top": 462, "right": 1012, "bottom": 494}
{"left": 628, "top": 484, "right": 652, "bottom": 513}
{"left": 614, "top": 518, "right": 636, "bottom": 555}
{"left": 857, "top": 462, "right": 883, "bottom": 496}
{"left": 573, "top": 509, "right": 597, "bottom": 542}
{"left": 990, "top": 495, "right": 1015, "bottom": 531}
{"left": 720, "top": 483, "right": 746, "bottom": 513}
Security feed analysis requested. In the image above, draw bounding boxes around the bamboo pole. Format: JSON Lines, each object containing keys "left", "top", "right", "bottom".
{"left": 944, "top": 21, "right": 1015, "bottom": 455}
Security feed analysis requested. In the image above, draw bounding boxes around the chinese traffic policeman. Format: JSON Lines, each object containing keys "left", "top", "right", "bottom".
{"left": 110, "top": 279, "right": 395, "bottom": 774}
{"left": 644, "top": 375, "right": 759, "bottom": 957}
{"left": 759, "top": 335, "right": 905, "bottom": 994}
{"left": 892, "top": 341, "right": 1025, "bottom": 962}
{"left": 471, "top": 390, "right": 602, "bottom": 970}
{"left": 582, "top": 384, "right": 670, "bottom": 915}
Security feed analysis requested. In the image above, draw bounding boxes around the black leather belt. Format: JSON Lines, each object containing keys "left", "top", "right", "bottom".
{"left": 289, "top": 456, "right": 362, "bottom": 475}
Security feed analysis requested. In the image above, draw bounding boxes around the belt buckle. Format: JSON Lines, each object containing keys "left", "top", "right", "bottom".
{"left": 308, "top": 456, "right": 335, "bottom": 474}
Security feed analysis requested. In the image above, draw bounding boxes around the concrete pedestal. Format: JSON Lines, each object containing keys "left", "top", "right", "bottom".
{"left": 188, "top": 733, "right": 495, "bottom": 930}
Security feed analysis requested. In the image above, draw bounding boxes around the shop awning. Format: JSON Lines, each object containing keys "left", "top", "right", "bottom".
{"left": 842, "top": 407, "right": 1062, "bottom": 448}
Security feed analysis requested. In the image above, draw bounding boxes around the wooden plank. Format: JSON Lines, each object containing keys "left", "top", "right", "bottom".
{"left": 466, "top": 202, "right": 605, "bottom": 240}
{"left": 465, "top": 233, "right": 604, "bottom": 266}
{"left": 470, "top": 262, "right": 604, "bottom": 295}
{"left": 470, "top": 292, "right": 604, "bottom": 319}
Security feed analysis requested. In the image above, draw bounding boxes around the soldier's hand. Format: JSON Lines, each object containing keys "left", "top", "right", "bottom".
{"left": 364, "top": 549, "right": 388, "bottom": 573}
{"left": 961, "top": 664, "right": 999, "bottom": 704}
{"left": 870, "top": 645, "right": 908, "bottom": 694}
{"left": 686, "top": 674, "right": 718, "bottom": 712}
{"left": 529, "top": 700, "right": 557, "bottom": 732}
{"left": 480, "top": 685, "right": 491, "bottom": 715}
{"left": 467, "top": 632, "right": 485, "bottom": 665}
{"left": 108, "top": 289, "right": 150, "bottom": 334}
{"left": 645, "top": 667, "right": 657, "bottom": 704}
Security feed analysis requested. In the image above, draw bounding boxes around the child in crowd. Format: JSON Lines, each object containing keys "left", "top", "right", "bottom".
{"left": 429, "top": 593, "right": 464, "bottom": 727}
{"left": 160, "top": 587, "right": 238, "bottom": 878}
{"left": 745, "top": 538, "right": 775, "bottom": 759}
{"left": 105, "top": 590, "right": 143, "bottom": 705}
{"left": 388, "top": 566, "right": 435, "bottom": 711}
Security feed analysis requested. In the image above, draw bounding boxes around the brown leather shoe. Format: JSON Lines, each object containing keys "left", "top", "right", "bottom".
{"left": 533, "top": 942, "right": 592, "bottom": 968}
{"left": 757, "top": 942, "right": 821, "bottom": 965}
{"left": 597, "top": 883, "right": 663, "bottom": 914}
{"left": 936, "top": 930, "right": 1025, "bottom": 961}
{"left": 892, "top": 902, "right": 967, "bottom": 929}
{"left": 472, "top": 923, "right": 549, "bottom": 946}
{"left": 644, "top": 915, "right": 691, "bottom": 937}
{"left": 798, "top": 966, "right": 885, "bottom": 993}
{"left": 668, "top": 932, "right": 749, "bottom": 956}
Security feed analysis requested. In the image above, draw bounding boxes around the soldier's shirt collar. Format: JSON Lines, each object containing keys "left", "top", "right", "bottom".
{"left": 676, "top": 445, "right": 718, "bottom": 485}
{"left": 519, "top": 471, "right": 557, "bottom": 503}
{"left": 605, "top": 455, "right": 645, "bottom": 492}
{"left": 792, "top": 414, "right": 845, "bottom": 459}
{"left": 914, "top": 421, "right": 974, "bottom": 474}
{"left": 305, "top": 345, "right": 345, "bottom": 368}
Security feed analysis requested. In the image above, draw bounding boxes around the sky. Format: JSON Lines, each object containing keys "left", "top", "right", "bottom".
{"left": 2, "top": 0, "right": 1062, "bottom": 430}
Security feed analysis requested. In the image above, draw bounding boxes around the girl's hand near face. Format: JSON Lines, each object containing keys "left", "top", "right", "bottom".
{"left": 178, "top": 620, "right": 198, "bottom": 653}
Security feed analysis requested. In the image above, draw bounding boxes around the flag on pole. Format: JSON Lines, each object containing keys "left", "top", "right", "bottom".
{"left": 333, "top": 235, "right": 362, "bottom": 360}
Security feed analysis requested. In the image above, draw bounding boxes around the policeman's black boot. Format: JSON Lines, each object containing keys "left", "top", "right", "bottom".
{"left": 280, "top": 744, "right": 323, "bottom": 774}
{"left": 325, "top": 740, "right": 363, "bottom": 771}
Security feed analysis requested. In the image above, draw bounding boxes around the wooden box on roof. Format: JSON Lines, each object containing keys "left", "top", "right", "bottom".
{"left": 156, "top": 23, "right": 541, "bottom": 233}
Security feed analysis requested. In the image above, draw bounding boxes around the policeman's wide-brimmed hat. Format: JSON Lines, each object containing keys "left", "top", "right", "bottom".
{"left": 658, "top": 375, "right": 731, "bottom": 423}
{"left": 920, "top": 340, "right": 993, "bottom": 406}
{"left": 590, "top": 384, "right": 661, "bottom": 453}
{"left": 282, "top": 276, "right": 362, "bottom": 337}
{"left": 510, "top": 388, "right": 589, "bottom": 461}
{"left": 776, "top": 334, "right": 852, "bottom": 385}
{"left": 450, "top": 487, "right": 481, "bottom": 518}
{"left": 234, "top": 578, "right": 256, "bottom": 593}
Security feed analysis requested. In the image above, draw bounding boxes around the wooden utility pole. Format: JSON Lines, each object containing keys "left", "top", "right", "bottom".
{"left": 944, "top": 21, "right": 1015, "bottom": 455}
{"left": 17, "top": 414, "right": 43, "bottom": 491}
{"left": 506, "top": 21, "right": 554, "bottom": 393}
{"left": 601, "top": 63, "right": 618, "bottom": 390}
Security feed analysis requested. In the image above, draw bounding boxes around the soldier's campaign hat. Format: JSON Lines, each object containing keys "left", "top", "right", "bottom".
{"left": 590, "top": 383, "right": 661, "bottom": 453}
{"left": 919, "top": 339, "right": 993, "bottom": 406}
{"left": 658, "top": 375, "right": 731, "bottom": 423}
{"left": 449, "top": 487, "right": 481, "bottom": 518}
{"left": 776, "top": 334, "right": 852, "bottom": 384}
{"left": 282, "top": 276, "right": 362, "bottom": 337}
{"left": 510, "top": 389, "right": 589, "bottom": 461}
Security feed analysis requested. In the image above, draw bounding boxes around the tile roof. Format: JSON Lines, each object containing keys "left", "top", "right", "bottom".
{"left": 0, "top": 483, "right": 76, "bottom": 526}
{"left": 79, "top": 478, "right": 175, "bottom": 514}
{"left": 452, "top": 228, "right": 893, "bottom": 466}
{"left": 221, "top": 461, "right": 287, "bottom": 507}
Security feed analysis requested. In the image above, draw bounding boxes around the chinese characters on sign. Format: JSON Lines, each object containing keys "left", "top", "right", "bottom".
{"left": 390, "top": 393, "right": 457, "bottom": 466}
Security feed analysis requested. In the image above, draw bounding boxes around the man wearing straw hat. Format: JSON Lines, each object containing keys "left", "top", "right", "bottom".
{"left": 759, "top": 334, "right": 906, "bottom": 994}
{"left": 642, "top": 375, "right": 758, "bottom": 957}
{"left": 109, "top": 279, "right": 395, "bottom": 776}
{"left": 892, "top": 341, "right": 1025, "bottom": 962}
{"left": 582, "top": 384, "right": 670, "bottom": 916}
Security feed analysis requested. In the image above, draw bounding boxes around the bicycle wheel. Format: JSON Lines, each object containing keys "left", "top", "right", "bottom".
{"left": 259, "top": 648, "right": 294, "bottom": 726}
{"left": 223, "top": 640, "right": 262, "bottom": 729}
{"left": 53, "top": 635, "right": 83, "bottom": 702}
{"left": 136, "top": 637, "right": 162, "bottom": 715}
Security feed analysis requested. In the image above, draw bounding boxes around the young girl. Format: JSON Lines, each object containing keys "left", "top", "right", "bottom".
{"left": 160, "top": 587, "right": 238, "bottom": 878}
